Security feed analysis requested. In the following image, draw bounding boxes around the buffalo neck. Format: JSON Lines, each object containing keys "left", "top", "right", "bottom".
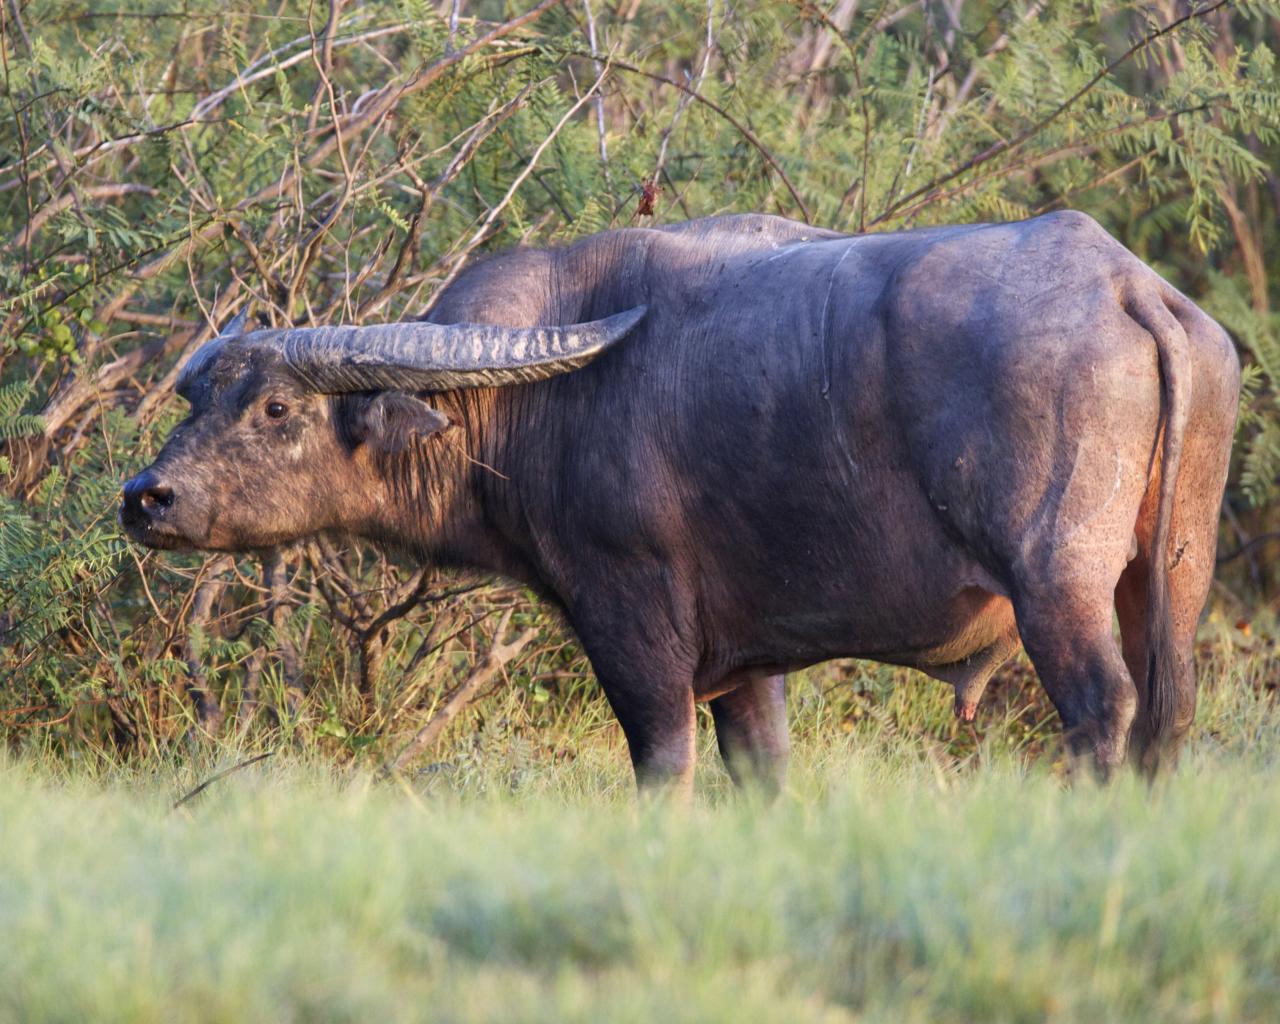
{"left": 350, "top": 384, "right": 559, "bottom": 588}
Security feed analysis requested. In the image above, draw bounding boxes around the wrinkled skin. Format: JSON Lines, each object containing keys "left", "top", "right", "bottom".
{"left": 122, "top": 212, "right": 1240, "bottom": 797}
{"left": 122, "top": 346, "right": 449, "bottom": 552}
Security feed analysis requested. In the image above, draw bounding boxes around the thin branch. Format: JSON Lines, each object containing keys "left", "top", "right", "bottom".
{"left": 792, "top": 0, "right": 870, "bottom": 230}
{"left": 382, "top": 609, "right": 536, "bottom": 775}
{"left": 566, "top": 48, "right": 811, "bottom": 223}
{"left": 888, "top": 99, "right": 1223, "bottom": 225}
{"left": 869, "top": 0, "right": 1232, "bottom": 226}
{"left": 421, "top": 62, "right": 611, "bottom": 313}
{"left": 52, "top": 2, "right": 562, "bottom": 340}
{"left": 1218, "top": 532, "right": 1280, "bottom": 567}
{"left": 172, "top": 752, "right": 276, "bottom": 810}
{"left": 192, "top": 20, "right": 407, "bottom": 124}
{"left": 652, "top": 0, "right": 715, "bottom": 195}
{"left": 357, "top": 81, "right": 539, "bottom": 318}
{"left": 13, "top": 183, "right": 154, "bottom": 252}
{"left": 180, "top": 556, "right": 234, "bottom": 737}
{"left": 581, "top": 0, "right": 611, "bottom": 188}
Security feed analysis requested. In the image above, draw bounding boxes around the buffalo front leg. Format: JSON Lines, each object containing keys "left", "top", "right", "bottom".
{"left": 575, "top": 634, "right": 698, "bottom": 800}
{"left": 711, "top": 673, "right": 789, "bottom": 796}
{"left": 568, "top": 582, "right": 701, "bottom": 800}
{"left": 606, "top": 680, "right": 697, "bottom": 801}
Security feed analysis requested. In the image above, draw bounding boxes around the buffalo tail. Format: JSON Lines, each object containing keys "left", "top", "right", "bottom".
{"left": 1127, "top": 287, "right": 1192, "bottom": 773}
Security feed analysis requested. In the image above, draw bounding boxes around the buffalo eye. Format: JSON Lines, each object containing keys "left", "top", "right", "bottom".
{"left": 265, "top": 400, "right": 289, "bottom": 420}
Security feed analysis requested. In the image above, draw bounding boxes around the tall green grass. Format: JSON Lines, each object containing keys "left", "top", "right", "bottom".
{"left": 3, "top": 752, "right": 1280, "bottom": 1023}
{"left": 2, "top": 622, "right": 1278, "bottom": 1024}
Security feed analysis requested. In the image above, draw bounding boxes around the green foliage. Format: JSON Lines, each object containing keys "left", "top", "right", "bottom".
{"left": 1202, "top": 271, "right": 1280, "bottom": 506}
{"left": 0, "top": 381, "right": 44, "bottom": 440}
{"left": 0, "top": 424, "right": 127, "bottom": 675}
{"left": 0, "top": 1, "right": 1278, "bottom": 758}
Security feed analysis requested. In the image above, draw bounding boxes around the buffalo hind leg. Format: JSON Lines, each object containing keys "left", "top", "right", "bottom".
{"left": 1013, "top": 590, "right": 1138, "bottom": 779}
{"left": 711, "top": 674, "right": 789, "bottom": 796}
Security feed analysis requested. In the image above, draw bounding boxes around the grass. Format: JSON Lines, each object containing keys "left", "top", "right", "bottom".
{"left": 1, "top": 614, "right": 1278, "bottom": 1023}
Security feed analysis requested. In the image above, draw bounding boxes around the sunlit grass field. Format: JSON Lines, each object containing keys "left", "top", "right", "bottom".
{"left": 2, "top": 616, "right": 1278, "bottom": 1024}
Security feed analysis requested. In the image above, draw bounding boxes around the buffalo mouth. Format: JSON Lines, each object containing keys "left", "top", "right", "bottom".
{"left": 117, "top": 507, "right": 197, "bottom": 551}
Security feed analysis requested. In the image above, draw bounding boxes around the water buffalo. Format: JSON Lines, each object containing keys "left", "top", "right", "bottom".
{"left": 121, "top": 211, "right": 1239, "bottom": 795}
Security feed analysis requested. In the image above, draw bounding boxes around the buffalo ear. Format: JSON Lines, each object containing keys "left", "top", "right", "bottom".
{"left": 348, "top": 392, "right": 451, "bottom": 453}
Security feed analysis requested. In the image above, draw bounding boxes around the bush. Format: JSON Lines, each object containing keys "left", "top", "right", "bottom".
{"left": 1, "top": 0, "right": 1278, "bottom": 759}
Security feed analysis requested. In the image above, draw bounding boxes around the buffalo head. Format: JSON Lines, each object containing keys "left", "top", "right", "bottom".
{"left": 120, "top": 305, "right": 646, "bottom": 551}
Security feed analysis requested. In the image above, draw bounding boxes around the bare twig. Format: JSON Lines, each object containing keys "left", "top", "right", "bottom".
{"left": 196, "top": 23, "right": 415, "bottom": 132}
{"left": 448, "top": 0, "right": 463, "bottom": 53}
{"left": 1217, "top": 532, "right": 1280, "bottom": 567}
{"left": 792, "top": 0, "right": 871, "bottom": 230}
{"left": 652, "top": 0, "right": 715, "bottom": 199}
{"left": 172, "top": 751, "right": 276, "bottom": 810}
{"left": 20, "top": 0, "right": 563, "bottom": 353}
{"left": 420, "top": 63, "right": 611, "bottom": 313}
{"left": 581, "top": 0, "right": 611, "bottom": 189}
{"left": 264, "top": 548, "right": 304, "bottom": 711}
{"left": 382, "top": 608, "right": 537, "bottom": 775}
{"left": 181, "top": 555, "right": 235, "bottom": 736}
{"left": 888, "top": 100, "right": 1222, "bottom": 226}
{"left": 13, "top": 183, "right": 154, "bottom": 252}
{"left": 869, "top": 0, "right": 1232, "bottom": 226}
{"left": 568, "top": 48, "right": 811, "bottom": 223}
{"left": 357, "top": 81, "right": 540, "bottom": 318}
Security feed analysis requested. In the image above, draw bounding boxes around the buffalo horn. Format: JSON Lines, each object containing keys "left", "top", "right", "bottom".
{"left": 176, "top": 306, "right": 252, "bottom": 398}
{"left": 218, "top": 306, "right": 251, "bottom": 339}
{"left": 272, "top": 306, "right": 647, "bottom": 393}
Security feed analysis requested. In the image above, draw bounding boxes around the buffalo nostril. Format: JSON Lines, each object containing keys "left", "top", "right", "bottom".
{"left": 122, "top": 472, "right": 173, "bottom": 520}
{"left": 140, "top": 485, "right": 174, "bottom": 512}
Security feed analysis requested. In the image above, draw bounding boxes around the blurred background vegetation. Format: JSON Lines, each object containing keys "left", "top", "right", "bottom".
{"left": 1, "top": 0, "right": 1278, "bottom": 767}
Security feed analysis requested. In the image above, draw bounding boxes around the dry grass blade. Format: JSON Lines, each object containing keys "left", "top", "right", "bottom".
{"left": 171, "top": 750, "right": 276, "bottom": 810}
